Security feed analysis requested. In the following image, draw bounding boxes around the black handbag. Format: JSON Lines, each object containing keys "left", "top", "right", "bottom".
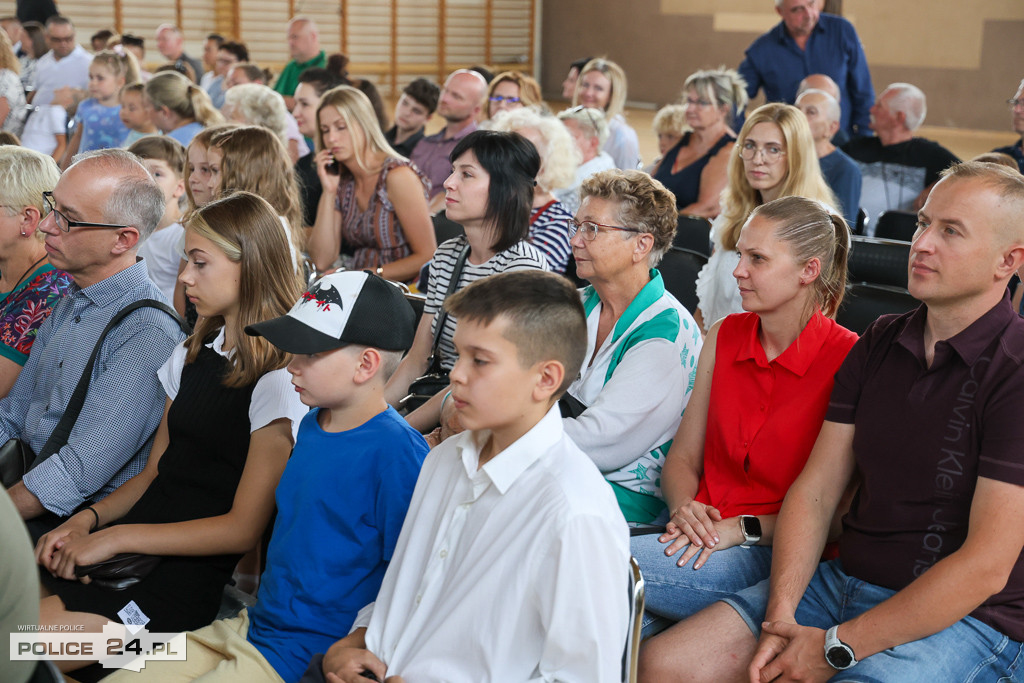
{"left": 0, "top": 438, "right": 35, "bottom": 488}
{"left": 74, "top": 552, "right": 163, "bottom": 590}
{"left": 400, "top": 244, "right": 471, "bottom": 413}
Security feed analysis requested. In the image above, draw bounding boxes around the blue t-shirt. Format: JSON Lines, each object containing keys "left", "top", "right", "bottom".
{"left": 74, "top": 99, "right": 130, "bottom": 152}
{"left": 246, "top": 406, "right": 428, "bottom": 682}
{"left": 167, "top": 121, "right": 204, "bottom": 146}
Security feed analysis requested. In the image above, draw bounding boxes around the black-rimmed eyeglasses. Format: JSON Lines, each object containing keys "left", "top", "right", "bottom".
{"left": 42, "top": 192, "right": 129, "bottom": 232}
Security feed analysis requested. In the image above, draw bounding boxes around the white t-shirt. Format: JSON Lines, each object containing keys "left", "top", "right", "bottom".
{"left": 20, "top": 105, "right": 66, "bottom": 155}
{"left": 158, "top": 328, "right": 308, "bottom": 441}
{"left": 139, "top": 222, "right": 184, "bottom": 302}
{"left": 31, "top": 46, "right": 92, "bottom": 106}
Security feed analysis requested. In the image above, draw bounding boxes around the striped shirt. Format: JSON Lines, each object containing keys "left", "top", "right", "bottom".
{"left": 528, "top": 200, "right": 573, "bottom": 274}
{"left": 9, "top": 261, "right": 186, "bottom": 516}
{"left": 424, "top": 236, "right": 548, "bottom": 370}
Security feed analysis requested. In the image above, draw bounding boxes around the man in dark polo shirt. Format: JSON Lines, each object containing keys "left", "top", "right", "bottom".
{"left": 638, "top": 161, "right": 1024, "bottom": 681}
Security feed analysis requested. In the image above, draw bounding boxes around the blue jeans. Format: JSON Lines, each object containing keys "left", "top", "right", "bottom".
{"left": 724, "top": 559, "right": 1024, "bottom": 682}
{"left": 631, "top": 533, "right": 773, "bottom": 637}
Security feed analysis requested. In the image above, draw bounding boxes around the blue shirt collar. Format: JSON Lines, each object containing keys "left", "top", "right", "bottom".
{"left": 75, "top": 259, "right": 152, "bottom": 307}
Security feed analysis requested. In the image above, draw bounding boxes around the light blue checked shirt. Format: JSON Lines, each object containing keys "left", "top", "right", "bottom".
{"left": 3, "top": 260, "right": 185, "bottom": 516}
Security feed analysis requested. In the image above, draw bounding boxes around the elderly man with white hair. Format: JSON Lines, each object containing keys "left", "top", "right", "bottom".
{"left": 841, "top": 82, "right": 959, "bottom": 235}
{"left": 554, "top": 105, "right": 615, "bottom": 215}
{"left": 797, "top": 88, "right": 861, "bottom": 229}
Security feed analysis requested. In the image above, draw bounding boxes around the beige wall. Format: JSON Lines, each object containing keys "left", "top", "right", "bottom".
{"left": 541, "top": 0, "right": 1024, "bottom": 133}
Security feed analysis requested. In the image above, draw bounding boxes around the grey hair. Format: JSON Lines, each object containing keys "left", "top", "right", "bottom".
{"left": 70, "top": 149, "right": 166, "bottom": 243}
{"left": 557, "top": 106, "right": 609, "bottom": 146}
{"left": 797, "top": 88, "right": 841, "bottom": 124}
{"left": 885, "top": 83, "right": 927, "bottom": 131}
{"left": 222, "top": 84, "right": 289, "bottom": 145}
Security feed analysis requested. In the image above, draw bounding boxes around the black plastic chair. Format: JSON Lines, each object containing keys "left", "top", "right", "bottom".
{"left": 848, "top": 236, "right": 911, "bottom": 289}
{"left": 432, "top": 210, "right": 464, "bottom": 246}
{"left": 837, "top": 283, "right": 919, "bottom": 335}
{"left": 673, "top": 215, "right": 712, "bottom": 257}
{"left": 874, "top": 210, "right": 917, "bottom": 242}
{"left": 656, "top": 247, "right": 707, "bottom": 314}
{"left": 854, "top": 207, "right": 867, "bottom": 236}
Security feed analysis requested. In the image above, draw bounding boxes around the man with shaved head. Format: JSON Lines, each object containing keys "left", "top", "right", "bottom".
{"left": 411, "top": 68, "right": 488, "bottom": 212}
{"left": 2, "top": 149, "right": 185, "bottom": 533}
{"left": 639, "top": 162, "right": 1024, "bottom": 682}
{"left": 273, "top": 16, "right": 326, "bottom": 109}
{"left": 739, "top": 0, "right": 874, "bottom": 139}
{"left": 155, "top": 24, "right": 202, "bottom": 82}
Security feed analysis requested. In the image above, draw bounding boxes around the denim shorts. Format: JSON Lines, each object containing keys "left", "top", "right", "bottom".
{"left": 631, "top": 532, "right": 773, "bottom": 637}
{"left": 723, "top": 559, "right": 1024, "bottom": 682}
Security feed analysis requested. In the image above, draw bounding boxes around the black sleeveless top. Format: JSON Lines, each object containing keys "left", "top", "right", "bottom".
{"left": 51, "top": 342, "right": 260, "bottom": 633}
{"left": 653, "top": 131, "right": 735, "bottom": 210}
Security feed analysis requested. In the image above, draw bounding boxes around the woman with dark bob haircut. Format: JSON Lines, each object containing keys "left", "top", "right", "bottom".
{"left": 385, "top": 129, "right": 551, "bottom": 430}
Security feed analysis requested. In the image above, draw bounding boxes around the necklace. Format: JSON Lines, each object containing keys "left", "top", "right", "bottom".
{"left": 0, "top": 254, "right": 46, "bottom": 309}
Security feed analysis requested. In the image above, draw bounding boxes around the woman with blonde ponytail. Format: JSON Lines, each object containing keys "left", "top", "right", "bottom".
{"left": 145, "top": 70, "right": 225, "bottom": 145}
{"left": 633, "top": 195, "right": 858, "bottom": 662}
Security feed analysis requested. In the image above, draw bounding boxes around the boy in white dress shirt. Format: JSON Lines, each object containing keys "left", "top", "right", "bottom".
{"left": 308, "top": 270, "right": 631, "bottom": 683}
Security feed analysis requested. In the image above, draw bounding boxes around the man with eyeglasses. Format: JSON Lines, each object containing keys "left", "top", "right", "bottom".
{"left": 2, "top": 149, "right": 186, "bottom": 536}
{"left": 991, "top": 78, "right": 1024, "bottom": 174}
{"left": 738, "top": 0, "right": 874, "bottom": 140}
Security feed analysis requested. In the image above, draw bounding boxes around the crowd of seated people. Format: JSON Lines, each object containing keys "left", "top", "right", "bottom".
{"left": 1, "top": 3, "right": 1024, "bottom": 683}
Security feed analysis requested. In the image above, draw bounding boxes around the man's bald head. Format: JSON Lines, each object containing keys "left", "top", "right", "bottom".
{"left": 287, "top": 16, "right": 321, "bottom": 62}
{"left": 797, "top": 74, "right": 840, "bottom": 103}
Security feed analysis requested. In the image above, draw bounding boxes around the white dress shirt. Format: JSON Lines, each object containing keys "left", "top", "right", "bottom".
{"left": 353, "top": 405, "right": 630, "bottom": 682}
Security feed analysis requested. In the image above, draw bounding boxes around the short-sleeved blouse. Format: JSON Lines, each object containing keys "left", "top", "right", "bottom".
{"left": 0, "top": 265, "right": 73, "bottom": 366}
{"left": 694, "top": 213, "right": 742, "bottom": 331}
{"left": 0, "top": 68, "right": 26, "bottom": 136}
{"left": 424, "top": 236, "right": 548, "bottom": 370}
{"left": 603, "top": 114, "right": 640, "bottom": 170}
{"left": 335, "top": 157, "right": 429, "bottom": 273}
{"left": 694, "top": 310, "right": 858, "bottom": 518}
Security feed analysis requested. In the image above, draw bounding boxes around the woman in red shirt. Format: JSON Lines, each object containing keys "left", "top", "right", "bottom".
{"left": 633, "top": 195, "right": 858, "bottom": 651}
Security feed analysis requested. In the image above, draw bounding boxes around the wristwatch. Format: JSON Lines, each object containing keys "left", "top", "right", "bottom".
{"left": 824, "top": 625, "right": 858, "bottom": 670}
{"left": 739, "top": 515, "right": 761, "bottom": 546}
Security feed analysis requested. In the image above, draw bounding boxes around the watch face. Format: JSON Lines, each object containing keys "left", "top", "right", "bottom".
{"left": 826, "top": 645, "right": 854, "bottom": 669}
{"left": 742, "top": 515, "right": 762, "bottom": 538}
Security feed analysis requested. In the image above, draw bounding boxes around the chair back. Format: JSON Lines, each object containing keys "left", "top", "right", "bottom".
{"left": 848, "top": 236, "right": 911, "bottom": 289}
{"left": 874, "top": 210, "right": 917, "bottom": 242}
{"left": 432, "top": 210, "right": 465, "bottom": 245}
{"left": 656, "top": 247, "right": 707, "bottom": 314}
{"left": 622, "top": 556, "right": 645, "bottom": 683}
{"left": 837, "top": 283, "right": 919, "bottom": 335}
{"left": 674, "top": 215, "right": 712, "bottom": 256}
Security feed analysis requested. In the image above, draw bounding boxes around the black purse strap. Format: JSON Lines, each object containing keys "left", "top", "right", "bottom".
{"left": 34, "top": 299, "right": 189, "bottom": 463}
{"left": 425, "top": 243, "right": 471, "bottom": 369}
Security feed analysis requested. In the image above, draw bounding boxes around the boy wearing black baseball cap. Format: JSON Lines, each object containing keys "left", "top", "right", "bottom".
{"left": 122, "top": 272, "right": 429, "bottom": 682}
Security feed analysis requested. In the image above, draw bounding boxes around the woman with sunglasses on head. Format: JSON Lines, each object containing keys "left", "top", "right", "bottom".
{"left": 563, "top": 169, "right": 702, "bottom": 524}
{"left": 652, "top": 68, "right": 748, "bottom": 218}
{"left": 385, "top": 129, "right": 549, "bottom": 431}
{"left": 694, "top": 102, "right": 837, "bottom": 333}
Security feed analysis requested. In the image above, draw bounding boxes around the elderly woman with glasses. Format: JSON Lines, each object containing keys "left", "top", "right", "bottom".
{"left": 0, "top": 148, "right": 72, "bottom": 397}
{"left": 694, "top": 102, "right": 837, "bottom": 332}
{"left": 563, "top": 169, "right": 702, "bottom": 524}
{"left": 653, "top": 68, "right": 748, "bottom": 217}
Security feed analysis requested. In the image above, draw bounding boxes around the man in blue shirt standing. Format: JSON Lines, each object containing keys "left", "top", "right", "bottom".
{"left": 738, "top": 0, "right": 874, "bottom": 139}
{"left": 3, "top": 149, "right": 186, "bottom": 534}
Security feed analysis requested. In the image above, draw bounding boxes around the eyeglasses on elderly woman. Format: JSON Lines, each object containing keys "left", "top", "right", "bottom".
{"left": 567, "top": 217, "right": 643, "bottom": 241}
